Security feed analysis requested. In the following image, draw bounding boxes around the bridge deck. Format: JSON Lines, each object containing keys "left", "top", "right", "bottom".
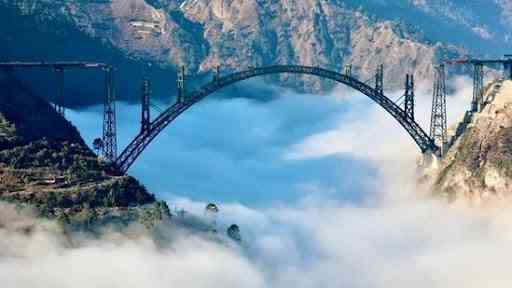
{"left": 0, "top": 62, "right": 110, "bottom": 69}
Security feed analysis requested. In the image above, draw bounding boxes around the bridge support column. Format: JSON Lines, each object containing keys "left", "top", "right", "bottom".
{"left": 103, "top": 66, "right": 118, "bottom": 162}
{"left": 375, "top": 64, "right": 384, "bottom": 94}
{"left": 505, "top": 62, "right": 512, "bottom": 80}
{"left": 472, "top": 63, "right": 484, "bottom": 112}
{"left": 177, "top": 66, "right": 185, "bottom": 103}
{"left": 213, "top": 65, "right": 220, "bottom": 83}
{"left": 54, "top": 67, "right": 65, "bottom": 117}
{"left": 504, "top": 56, "right": 512, "bottom": 80}
{"left": 419, "top": 150, "right": 439, "bottom": 169}
{"left": 344, "top": 64, "right": 352, "bottom": 77}
{"left": 430, "top": 64, "right": 447, "bottom": 157}
{"left": 404, "top": 74, "right": 415, "bottom": 120}
{"left": 141, "top": 77, "right": 151, "bottom": 133}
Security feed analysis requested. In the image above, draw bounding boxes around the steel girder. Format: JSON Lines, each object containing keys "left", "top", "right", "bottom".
{"left": 116, "top": 65, "right": 438, "bottom": 174}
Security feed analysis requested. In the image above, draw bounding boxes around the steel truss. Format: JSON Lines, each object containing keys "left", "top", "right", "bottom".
{"left": 115, "top": 65, "right": 438, "bottom": 173}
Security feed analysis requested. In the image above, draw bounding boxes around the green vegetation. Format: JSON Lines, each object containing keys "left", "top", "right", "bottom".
{"left": 0, "top": 134, "right": 162, "bottom": 230}
{"left": 0, "top": 114, "right": 17, "bottom": 144}
{"left": 0, "top": 72, "right": 171, "bottom": 232}
{"left": 140, "top": 201, "right": 172, "bottom": 229}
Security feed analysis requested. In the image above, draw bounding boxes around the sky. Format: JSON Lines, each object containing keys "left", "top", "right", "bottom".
{"left": 66, "top": 76, "right": 472, "bottom": 207}
{"left": 3, "top": 75, "right": 509, "bottom": 288}
{"left": 68, "top": 81, "right": 377, "bottom": 206}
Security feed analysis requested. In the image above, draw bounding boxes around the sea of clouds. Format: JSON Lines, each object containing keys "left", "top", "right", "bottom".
{"left": 2, "top": 76, "right": 511, "bottom": 287}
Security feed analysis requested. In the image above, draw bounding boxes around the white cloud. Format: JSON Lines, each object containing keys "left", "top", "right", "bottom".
{"left": 0, "top": 203, "right": 264, "bottom": 288}
{"left": 5, "top": 75, "right": 510, "bottom": 288}
{"left": 286, "top": 76, "right": 472, "bottom": 162}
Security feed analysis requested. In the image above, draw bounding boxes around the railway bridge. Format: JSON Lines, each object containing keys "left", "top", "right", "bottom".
{"left": 115, "top": 65, "right": 437, "bottom": 174}
{"left": 5, "top": 57, "right": 510, "bottom": 175}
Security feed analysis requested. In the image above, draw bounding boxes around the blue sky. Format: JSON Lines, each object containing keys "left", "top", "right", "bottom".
{"left": 7, "top": 76, "right": 504, "bottom": 288}
{"left": 66, "top": 74, "right": 473, "bottom": 208}
{"left": 67, "top": 83, "right": 382, "bottom": 207}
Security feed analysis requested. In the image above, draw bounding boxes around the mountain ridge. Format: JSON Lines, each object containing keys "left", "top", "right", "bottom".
{"left": 3, "top": 0, "right": 500, "bottom": 104}
{"left": 0, "top": 72, "right": 171, "bottom": 230}
{"left": 424, "top": 79, "right": 512, "bottom": 203}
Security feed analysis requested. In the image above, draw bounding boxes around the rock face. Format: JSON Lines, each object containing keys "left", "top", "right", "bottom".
{"left": 427, "top": 80, "right": 512, "bottom": 202}
{"left": 4, "top": 0, "right": 504, "bottom": 98}
{"left": 178, "top": 0, "right": 449, "bottom": 91}
{"left": 0, "top": 72, "right": 171, "bottom": 230}
{"left": 2, "top": 0, "right": 511, "bottom": 103}
{"left": 364, "top": 0, "right": 512, "bottom": 49}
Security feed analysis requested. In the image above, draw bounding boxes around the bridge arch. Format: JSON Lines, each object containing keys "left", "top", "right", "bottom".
{"left": 115, "top": 65, "right": 438, "bottom": 173}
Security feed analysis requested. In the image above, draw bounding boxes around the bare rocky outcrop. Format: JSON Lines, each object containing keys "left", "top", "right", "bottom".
{"left": 425, "top": 80, "right": 512, "bottom": 202}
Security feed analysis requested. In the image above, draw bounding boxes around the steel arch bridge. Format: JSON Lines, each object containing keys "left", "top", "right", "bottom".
{"left": 115, "top": 65, "right": 438, "bottom": 174}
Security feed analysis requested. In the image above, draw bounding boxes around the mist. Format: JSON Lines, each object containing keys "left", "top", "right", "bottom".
{"left": 3, "top": 76, "right": 511, "bottom": 287}
{"left": 68, "top": 80, "right": 381, "bottom": 205}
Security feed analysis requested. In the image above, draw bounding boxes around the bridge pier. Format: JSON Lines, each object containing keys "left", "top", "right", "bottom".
{"left": 471, "top": 63, "right": 484, "bottom": 112}
{"left": 445, "top": 56, "right": 512, "bottom": 113}
{"left": 504, "top": 55, "right": 512, "bottom": 80}
{"left": 214, "top": 65, "right": 220, "bottom": 83}
{"left": 505, "top": 62, "right": 512, "bottom": 80}
{"left": 404, "top": 74, "right": 415, "bottom": 120}
{"left": 177, "top": 66, "right": 185, "bottom": 103}
{"left": 419, "top": 150, "right": 440, "bottom": 170}
{"left": 344, "top": 64, "right": 352, "bottom": 77}
{"left": 141, "top": 77, "right": 151, "bottom": 133}
{"left": 430, "top": 64, "right": 447, "bottom": 157}
{"left": 102, "top": 66, "right": 117, "bottom": 162}
{"left": 375, "top": 64, "right": 384, "bottom": 94}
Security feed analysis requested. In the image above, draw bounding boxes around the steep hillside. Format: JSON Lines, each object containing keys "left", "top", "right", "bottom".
{"left": 0, "top": 72, "right": 84, "bottom": 148}
{"left": 426, "top": 79, "right": 512, "bottom": 202}
{"left": 0, "top": 71, "right": 170, "bottom": 230}
{"left": 344, "top": 0, "right": 512, "bottom": 53}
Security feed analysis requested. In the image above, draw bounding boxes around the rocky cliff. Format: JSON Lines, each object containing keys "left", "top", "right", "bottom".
{"left": 426, "top": 79, "right": 512, "bottom": 203}
{"left": 4, "top": 0, "right": 504, "bottom": 100}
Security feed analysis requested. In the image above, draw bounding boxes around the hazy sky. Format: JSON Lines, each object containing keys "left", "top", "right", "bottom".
{"left": 4, "top": 76, "right": 511, "bottom": 288}
{"left": 68, "top": 81, "right": 382, "bottom": 206}
{"left": 67, "top": 76, "right": 471, "bottom": 207}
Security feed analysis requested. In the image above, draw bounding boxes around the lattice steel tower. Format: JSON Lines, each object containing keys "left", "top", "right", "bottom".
{"left": 213, "top": 65, "right": 221, "bottom": 83}
{"left": 103, "top": 66, "right": 117, "bottom": 162}
{"left": 141, "top": 73, "right": 151, "bottom": 133}
{"left": 430, "top": 64, "right": 447, "bottom": 156}
{"left": 404, "top": 74, "right": 415, "bottom": 120}
{"left": 375, "top": 64, "right": 384, "bottom": 94}
{"left": 472, "top": 63, "right": 484, "bottom": 112}
{"left": 344, "top": 64, "right": 352, "bottom": 77}
{"left": 177, "top": 66, "right": 185, "bottom": 103}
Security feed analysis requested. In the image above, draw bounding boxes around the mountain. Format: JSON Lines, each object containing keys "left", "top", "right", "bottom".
{"left": 424, "top": 79, "right": 512, "bottom": 202}
{"left": 343, "top": 0, "right": 512, "bottom": 53}
{"left": 0, "top": 71, "right": 171, "bottom": 230}
{"left": 0, "top": 69, "right": 243, "bottom": 241}
{"left": 3, "top": 0, "right": 509, "bottom": 105}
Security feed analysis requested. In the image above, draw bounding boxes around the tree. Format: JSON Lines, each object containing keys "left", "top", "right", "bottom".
{"left": 56, "top": 211, "right": 70, "bottom": 225}
{"left": 158, "top": 201, "right": 171, "bottom": 219}
{"left": 92, "top": 138, "right": 104, "bottom": 156}
{"left": 227, "top": 224, "right": 242, "bottom": 242}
